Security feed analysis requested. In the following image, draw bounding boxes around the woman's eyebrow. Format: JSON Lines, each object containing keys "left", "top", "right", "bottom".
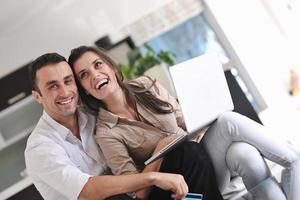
{"left": 77, "top": 68, "right": 86, "bottom": 76}
{"left": 77, "top": 58, "right": 103, "bottom": 76}
{"left": 92, "top": 58, "right": 101, "bottom": 65}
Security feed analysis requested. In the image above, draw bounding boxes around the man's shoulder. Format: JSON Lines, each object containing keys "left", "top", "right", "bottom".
{"left": 78, "top": 106, "right": 96, "bottom": 123}
{"left": 26, "top": 117, "right": 62, "bottom": 152}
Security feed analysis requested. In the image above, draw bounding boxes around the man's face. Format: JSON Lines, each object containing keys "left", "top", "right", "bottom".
{"left": 32, "top": 61, "right": 79, "bottom": 121}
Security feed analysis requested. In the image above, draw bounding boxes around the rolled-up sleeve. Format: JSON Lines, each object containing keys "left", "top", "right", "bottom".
{"left": 25, "top": 140, "right": 91, "bottom": 200}
{"left": 95, "top": 130, "right": 139, "bottom": 176}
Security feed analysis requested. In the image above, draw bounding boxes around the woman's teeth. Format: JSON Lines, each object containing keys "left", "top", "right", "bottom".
{"left": 96, "top": 79, "right": 108, "bottom": 89}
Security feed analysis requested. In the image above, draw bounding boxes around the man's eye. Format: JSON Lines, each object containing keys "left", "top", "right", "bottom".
{"left": 49, "top": 85, "right": 58, "bottom": 90}
{"left": 95, "top": 61, "right": 102, "bottom": 69}
{"left": 65, "top": 79, "right": 73, "bottom": 85}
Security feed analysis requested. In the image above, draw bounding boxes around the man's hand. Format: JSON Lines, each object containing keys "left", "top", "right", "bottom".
{"left": 151, "top": 172, "right": 188, "bottom": 200}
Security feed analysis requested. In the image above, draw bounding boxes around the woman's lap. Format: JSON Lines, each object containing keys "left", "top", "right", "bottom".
{"left": 148, "top": 141, "right": 223, "bottom": 200}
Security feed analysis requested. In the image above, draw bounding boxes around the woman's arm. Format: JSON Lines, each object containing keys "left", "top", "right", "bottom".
{"left": 152, "top": 78, "right": 208, "bottom": 141}
{"left": 133, "top": 76, "right": 186, "bottom": 129}
{"left": 151, "top": 78, "right": 186, "bottom": 130}
{"left": 96, "top": 128, "right": 183, "bottom": 199}
{"left": 135, "top": 134, "right": 184, "bottom": 199}
{"left": 95, "top": 132, "right": 139, "bottom": 176}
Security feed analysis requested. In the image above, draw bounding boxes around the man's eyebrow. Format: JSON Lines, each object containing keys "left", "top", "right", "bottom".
{"left": 45, "top": 75, "right": 73, "bottom": 85}
{"left": 64, "top": 74, "right": 74, "bottom": 80}
{"left": 45, "top": 80, "right": 58, "bottom": 86}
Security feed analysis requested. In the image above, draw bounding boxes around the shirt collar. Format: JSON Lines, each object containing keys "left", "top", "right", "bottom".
{"left": 98, "top": 107, "right": 119, "bottom": 128}
{"left": 41, "top": 107, "right": 89, "bottom": 140}
{"left": 77, "top": 107, "right": 88, "bottom": 133}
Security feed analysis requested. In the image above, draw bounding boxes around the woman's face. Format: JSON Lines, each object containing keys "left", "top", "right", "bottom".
{"left": 73, "top": 51, "right": 120, "bottom": 101}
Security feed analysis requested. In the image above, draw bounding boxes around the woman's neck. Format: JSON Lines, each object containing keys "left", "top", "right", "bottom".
{"left": 104, "top": 87, "right": 136, "bottom": 119}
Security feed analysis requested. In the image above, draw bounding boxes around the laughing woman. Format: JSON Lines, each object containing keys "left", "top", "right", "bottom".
{"left": 69, "top": 46, "right": 300, "bottom": 200}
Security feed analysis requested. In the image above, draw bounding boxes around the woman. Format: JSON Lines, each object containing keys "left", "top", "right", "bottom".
{"left": 69, "top": 46, "right": 300, "bottom": 200}
{"left": 68, "top": 46, "right": 223, "bottom": 200}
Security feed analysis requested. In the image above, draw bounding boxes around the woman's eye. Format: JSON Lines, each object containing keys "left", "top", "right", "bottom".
{"left": 95, "top": 61, "right": 102, "bottom": 69}
{"left": 79, "top": 72, "right": 88, "bottom": 80}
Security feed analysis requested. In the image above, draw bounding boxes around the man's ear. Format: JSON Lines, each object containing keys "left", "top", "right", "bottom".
{"left": 32, "top": 90, "right": 42, "bottom": 104}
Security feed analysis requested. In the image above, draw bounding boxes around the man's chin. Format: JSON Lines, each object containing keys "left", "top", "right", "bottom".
{"left": 59, "top": 107, "right": 77, "bottom": 116}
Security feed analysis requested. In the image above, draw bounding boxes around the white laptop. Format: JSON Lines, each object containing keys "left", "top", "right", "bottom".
{"left": 144, "top": 53, "right": 234, "bottom": 165}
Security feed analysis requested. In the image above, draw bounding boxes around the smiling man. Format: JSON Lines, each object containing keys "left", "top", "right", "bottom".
{"left": 31, "top": 57, "right": 80, "bottom": 138}
{"left": 24, "top": 53, "right": 188, "bottom": 200}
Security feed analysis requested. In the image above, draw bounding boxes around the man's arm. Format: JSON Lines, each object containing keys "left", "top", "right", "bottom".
{"left": 26, "top": 138, "right": 187, "bottom": 200}
{"left": 79, "top": 172, "right": 188, "bottom": 200}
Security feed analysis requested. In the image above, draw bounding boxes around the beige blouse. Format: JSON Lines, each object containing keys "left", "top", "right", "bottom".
{"left": 95, "top": 76, "right": 205, "bottom": 175}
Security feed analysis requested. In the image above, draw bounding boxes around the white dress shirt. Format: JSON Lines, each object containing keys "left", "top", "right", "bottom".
{"left": 25, "top": 107, "right": 108, "bottom": 200}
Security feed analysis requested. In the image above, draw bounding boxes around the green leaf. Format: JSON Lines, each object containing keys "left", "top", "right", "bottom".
{"left": 119, "top": 43, "right": 176, "bottom": 77}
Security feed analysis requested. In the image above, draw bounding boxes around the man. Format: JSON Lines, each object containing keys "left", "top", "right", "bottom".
{"left": 25, "top": 53, "right": 188, "bottom": 200}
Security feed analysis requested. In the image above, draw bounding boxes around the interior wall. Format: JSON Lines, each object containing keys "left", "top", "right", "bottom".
{"left": 0, "top": 0, "right": 172, "bottom": 78}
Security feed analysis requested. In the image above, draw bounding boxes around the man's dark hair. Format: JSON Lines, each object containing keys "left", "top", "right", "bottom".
{"left": 29, "top": 53, "right": 66, "bottom": 92}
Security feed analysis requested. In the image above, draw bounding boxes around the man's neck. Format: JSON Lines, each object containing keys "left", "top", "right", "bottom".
{"left": 52, "top": 113, "right": 81, "bottom": 140}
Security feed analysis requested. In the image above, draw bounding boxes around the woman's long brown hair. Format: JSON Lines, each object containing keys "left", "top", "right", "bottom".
{"left": 68, "top": 46, "right": 174, "bottom": 116}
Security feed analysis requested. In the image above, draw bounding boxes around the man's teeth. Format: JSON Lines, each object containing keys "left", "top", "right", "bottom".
{"left": 58, "top": 99, "right": 72, "bottom": 105}
{"left": 96, "top": 79, "right": 108, "bottom": 89}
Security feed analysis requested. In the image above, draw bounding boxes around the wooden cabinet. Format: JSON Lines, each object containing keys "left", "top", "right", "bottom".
{"left": 0, "top": 63, "right": 32, "bottom": 112}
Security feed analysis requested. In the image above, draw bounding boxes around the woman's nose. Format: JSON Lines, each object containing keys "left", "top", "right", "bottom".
{"left": 90, "top": 68, "right": 99, "bottom": 81}
{"left": 92, "top": 72, "right": 101, "bottom": 82}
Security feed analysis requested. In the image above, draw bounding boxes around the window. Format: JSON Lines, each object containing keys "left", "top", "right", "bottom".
{"left": 138, "top": 13, "right": 259, "bottom": 111}
{"left": 144, "top": 14, "right": 229, "bottom": 64}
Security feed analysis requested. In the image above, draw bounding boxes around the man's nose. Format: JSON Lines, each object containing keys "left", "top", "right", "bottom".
{"left": 59, "top": 85, "right": 69, "bottom": 96}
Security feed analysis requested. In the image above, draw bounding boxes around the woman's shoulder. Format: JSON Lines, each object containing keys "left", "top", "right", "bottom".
{"left": 129, "top": 75, "right": 161, "bottom": 94}
{"left": 95, "top": 121, "right": 119, "bottom": 140}
{"left": 130, "top": 75, "right": 155, "bottom": 87}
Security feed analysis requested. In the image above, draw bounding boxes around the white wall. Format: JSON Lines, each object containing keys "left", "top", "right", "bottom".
{"left": 0, "top": 0, "right": 172, "bottom": 78}
{"left": 1, "top": 0, "right": 296, "bottom": 109}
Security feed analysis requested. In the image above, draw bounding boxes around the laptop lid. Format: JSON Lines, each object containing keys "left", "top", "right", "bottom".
{"left": 169, "top": 53, "right": 234, "bottom": 134}
{"left": 144, "top": 53, "right": 234, "bottom": 165}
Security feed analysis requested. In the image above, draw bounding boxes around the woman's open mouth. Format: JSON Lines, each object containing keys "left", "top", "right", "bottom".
{"left": 95, "top": 78, "right": 109, "bottom": 90}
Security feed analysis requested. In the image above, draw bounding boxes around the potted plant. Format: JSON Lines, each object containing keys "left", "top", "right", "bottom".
{"left": 119, "top": 43, "right": 176, "bottom": 80}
